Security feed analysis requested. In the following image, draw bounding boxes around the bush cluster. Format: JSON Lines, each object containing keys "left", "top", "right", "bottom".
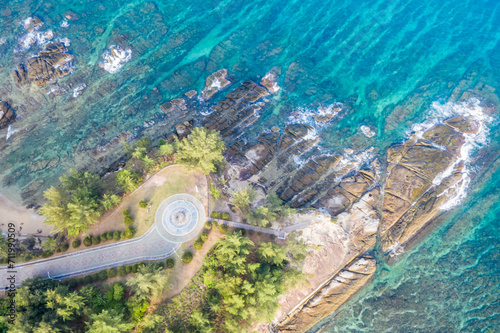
{"left": 166, "top": 258, "right": 175, "bottom": 268}
{"left": 210, "top": 211, "right": 230, "bottom": 220}
{"left": 182, "top": 251, "right": 193, "bottom": 264}
{"left": 138, "top": 200, "right": 148, "bottom": 208}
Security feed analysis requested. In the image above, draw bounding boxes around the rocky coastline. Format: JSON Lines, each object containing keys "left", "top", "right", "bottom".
{"left": 151, "top": 69, "right": 496, "bottom": 332}
{"left": 0, "top": 54, "right": 496, "bottom": 331}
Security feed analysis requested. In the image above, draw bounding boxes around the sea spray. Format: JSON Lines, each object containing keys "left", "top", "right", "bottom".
{"left": 412, "top": 98, "right": 494, "bottom": 211}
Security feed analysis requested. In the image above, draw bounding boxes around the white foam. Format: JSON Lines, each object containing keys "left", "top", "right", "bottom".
{"left": 58, "top": 37, "right": 71, "bottom": 47}
{"left": 99, "top": 45, "right": 132, "bottom": 73}
{"left": 333, "top": 147, "right": 376, "bottom": 182}
{"left": 287, "top": 102, "right": 343, "bottom": 129}
{"left": 360, "top": 125, "right": 376, "bottom": 138}
{"left": 60, "top": 19, "right": 69, "bottom": 28}
{"left": 414, "top": 98, "right": 494, "bottom": 210}
{"left": 72, "top": 83, "right": 87, "bottom": 98}
{"left": 6, "top": 125, "right": 18, "bottom": 141}
{"left": 0, "top": 38, "right": 6, "bottom": 45}
{"left": 16, "top": 29, "right": 54, "bottom": 53}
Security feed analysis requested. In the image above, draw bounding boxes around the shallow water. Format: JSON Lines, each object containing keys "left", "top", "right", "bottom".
{"left": 0, "top": 0, "right": 499, "bottom": 330}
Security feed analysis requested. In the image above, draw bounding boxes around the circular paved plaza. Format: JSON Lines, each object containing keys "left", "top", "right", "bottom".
{"left": 155, "top": 194, "right": 206, "bottom": 243}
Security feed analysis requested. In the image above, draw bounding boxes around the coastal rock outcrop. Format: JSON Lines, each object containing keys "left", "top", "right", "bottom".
{"left": 201, "top": 68, "right": 231, "bottom": 100}
{"left": 0, "top": 101, "right": 16, "bottom": 129}
{"left": 278, "top": 256, "right": 376, "bottom": 332}
{"left": 13, "top": 41, "right": 74, "bottom": 86}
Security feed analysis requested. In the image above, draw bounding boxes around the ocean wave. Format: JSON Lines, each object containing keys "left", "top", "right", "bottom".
{"left": 99, "top": 45, "right": 132, "bottom": 73}
{"left": 287, "top": 102, "right": 344, "bottom": 129}
{"left": 412, "top": 98, "right": 494, "bottom": 211}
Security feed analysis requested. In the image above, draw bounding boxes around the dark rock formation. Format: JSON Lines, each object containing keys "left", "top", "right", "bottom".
{"left": 13, "top": 41, "right": 74, "bottom": 86}
{"left": 0, "top": 101, "right": 15, "bottom": 129}
{"left": 201, "top": 68, "right": 231, "bottom": 100}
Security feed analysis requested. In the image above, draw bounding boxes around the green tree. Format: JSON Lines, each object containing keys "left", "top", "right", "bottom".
{"left": 116, "top": 169, "right": 141, "bottom": 193}
{"left": 101, "top": 194, "right": 121, "bottom": 211}
{"left": 86, "top": 310, "right": 133, "bottom": 333}
{"left": 40, "top": 170, "right": 103, "bottom": 237}
{"left": 175, "top": 127, "right": 225, "bottom": 174}
{"left": 113, "top": 283, "right": 124, "bottom": 301}
{"left": 44, "top": 288, "right": 85, "bottom": 321}
{"left": 42, "top": 237, "right": 58, "bottom": 252}
{"left": 189, "top": 309, "right": 213, "bottom": 332}
{"left": 157, "top": 142, "right": 174, "bottom": 157}
{"left": 214, "top": 232, "right": 254, "bottom": 274}
{"left": 231, "top": 187, "right": 257, "bottom": 213}
{"left": 257, "top": 242, "right": 287, "bottom": 266}
{"left": 126, "top": 264, "right": 169, "bottom": 302}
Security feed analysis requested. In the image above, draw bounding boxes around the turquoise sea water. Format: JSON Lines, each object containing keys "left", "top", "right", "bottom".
{"left": 0, "top": 0, "right": 499, "bottom": 331}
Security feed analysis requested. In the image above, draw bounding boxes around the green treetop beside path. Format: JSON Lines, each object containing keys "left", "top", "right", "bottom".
{"left": 175, "top": 127, "right": 226, "bottom": 175}
{"left": 40, "top": 169, "right": 121, "bottom": 237}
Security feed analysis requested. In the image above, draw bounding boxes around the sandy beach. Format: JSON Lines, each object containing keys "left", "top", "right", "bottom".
{"left": 0, "top": 191, "right": 52, "bottom": 237}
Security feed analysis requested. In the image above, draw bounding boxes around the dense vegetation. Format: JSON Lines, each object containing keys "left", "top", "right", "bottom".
{"left": 159, "top": 231, "right": 308, "bottom": 332}
{"left": 1, "top": 227, "right": 308, "bottom": 332}
{"left": 40, "top": 169, "right": 121, "bottom": 237}
{"left": 4, "top": 262, "right": 170, "bottom": 333}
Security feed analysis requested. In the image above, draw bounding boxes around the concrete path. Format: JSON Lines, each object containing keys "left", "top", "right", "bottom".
{"left": 213, "top": 219, "right": 317, "bottom": 239}
{"left": 1, "top": 194, "right": 205, "bottom": 289}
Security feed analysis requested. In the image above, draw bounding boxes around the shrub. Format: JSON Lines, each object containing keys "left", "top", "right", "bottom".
{"left": 204, "top": 221, "right": 212, "bottom": 229}
{"left": 56, "top": 248, "right": 61, "bottom": 253}
{"left": 83, "top": 237, "right": 92, "bottom": 247}
{"left": 221, "top": 212, "right": 231, "bottom": 220}
{"left": 107, "top": 268, "right": 117, "bottom": 279}
{"left": 132, "top": 263, "right": 139, "bottom": 273}
{"left": 83, "top": 275, "right": 93, "bottom": 284}
{"left": 210, "top": 211, "right": 222, "bottom": 219}
{"left": 60, "top": 243, "right": 69, "bottom": 251}
{"left": 211, "top": 221, "right": 219, "bottom": 230}
{"left": 72, "top": 239, "right": 81, "bottom": 248}
{"left": 138, "top": 201, "right": 148, "bottom": 208}
{"left": 97, "top": 270, "right": 107, "bottom": 281}
{"left": 194, "top": 240, "right": 204, "bottom": 250}
{"left": 236, "top": 228, "right": 246, "bottom": 236}
{"left": 200, "top": 231, "right": 208, "bottom": 242}
{"left": 156, "top": 262, "right": 164, "bottom": 270}
{"left": 65, "top": 278, "right": 77, "bottom": 289}
{"left": 166, "top": 258, "right": 175, "bottom": 269}
{"left": 125, "top": 266, "right": 132, "bottom": 274}
{"left": 182, "top": 251, "right": 193, "bottom": 264}
{"left": 124, "top": 226, "right": 136, "bottom": 239}
{"left": 270, "top": 234, "right": 276, "bottom": 240}
{"left": 220, "top": 224, "right": 229, "bottom": 234}
{"left": 91, "top": 236, "right": 100, "bottom": 245}
{"left": 99, "top": 234, "right": 108, "bottom": 243}
{"left": 24, "top": 254, "right": 32, "bottom": 261}
{"left": 117, "top": 266, "right": 127, "bottom": 277}
{"left": 113, "top": 231, "right": 121, "bottom": 241}
{"left": 124, "top": 215, "right": 134, "bottom": 226}
{"left": 158, "top": 138, "right": 167, "bottom": 146}
{"left": 107, "top": 232, "right": 114, "bottom": 240}
{"left": 122, "top": 209, "right": 130, "bottom": 216}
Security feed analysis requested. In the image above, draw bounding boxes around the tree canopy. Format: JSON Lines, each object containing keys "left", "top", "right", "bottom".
{"left": 40, "top": 169, "right": 106, "bottom": 237}
{"left": 175, "top": 127, "right": 225, "bottom": 175}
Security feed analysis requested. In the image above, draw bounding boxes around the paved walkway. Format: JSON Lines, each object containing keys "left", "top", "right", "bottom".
{"left": 213, "top": 219, "right": 317, "bottom": 239}
{"left": 1, "top": 194, "right": 205, "bottom": 288}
